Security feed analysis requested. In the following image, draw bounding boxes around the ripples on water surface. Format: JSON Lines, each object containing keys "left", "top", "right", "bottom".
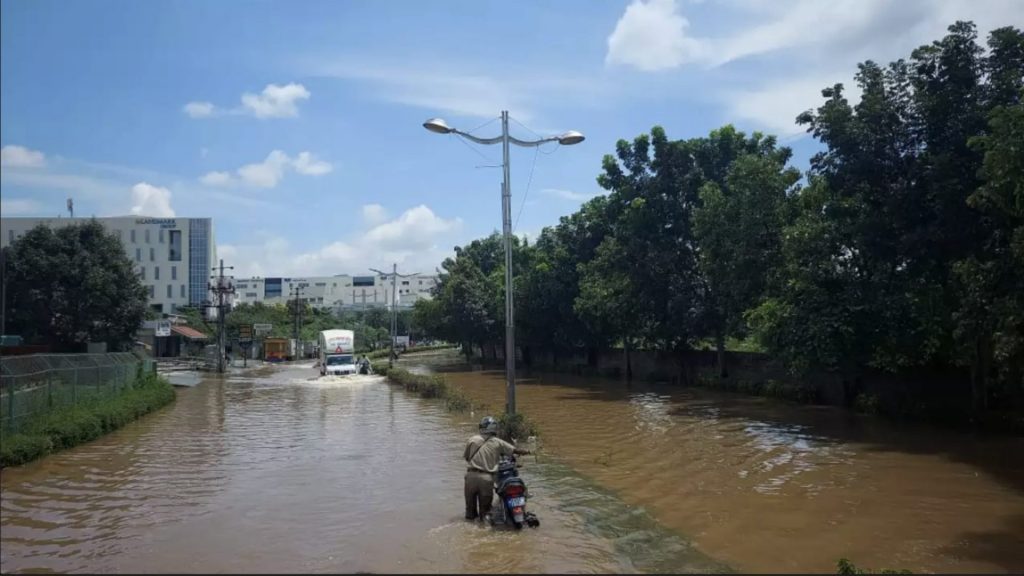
{"left": 419, "top": 351, "right": 1024, "bottom": 574}
{"left": 0, "top": 362, "right": 724, "bottom": 574}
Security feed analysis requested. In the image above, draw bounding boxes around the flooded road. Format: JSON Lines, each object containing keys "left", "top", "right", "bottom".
{"left": 0, "top": 363, "right": 724, "bottom": 574}
{"left": 407, "top": 350, "right": 1024, "bottom": 574}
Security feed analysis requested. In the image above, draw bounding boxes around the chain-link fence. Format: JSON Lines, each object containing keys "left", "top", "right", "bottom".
{"left": 0, "top": 353, "right": 145, "bottom": 433}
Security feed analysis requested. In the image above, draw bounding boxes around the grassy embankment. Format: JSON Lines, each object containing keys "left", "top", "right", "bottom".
{"left": 371, "top": 358, "right": 538, "bottom": 441}
{"left": 0, "top": 372, "right": 176, "bottom": 468}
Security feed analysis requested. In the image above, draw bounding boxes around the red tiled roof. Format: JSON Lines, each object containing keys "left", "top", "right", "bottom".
{"left": 171, "top": 325, "right": 208, "bottom": 340}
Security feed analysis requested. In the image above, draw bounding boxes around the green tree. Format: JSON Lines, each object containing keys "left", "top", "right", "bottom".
{"left": 4, "top": 220, "right": 147, "bottom": 350}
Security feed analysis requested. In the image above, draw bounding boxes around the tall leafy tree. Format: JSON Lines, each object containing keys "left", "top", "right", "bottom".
{"left": 5, "top": 220, "right": 148, "bottom": 350}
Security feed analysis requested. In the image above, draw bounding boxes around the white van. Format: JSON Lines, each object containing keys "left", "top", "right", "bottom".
{"left": 318, "top": 329, "right": 356, "bottom": 376}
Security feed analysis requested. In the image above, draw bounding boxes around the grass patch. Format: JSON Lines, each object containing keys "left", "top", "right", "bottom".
{"left": 0, "top": 372, "right": 176, "bottom": 468}
{"left": 373, "top": 361, "right": 540, "bottom": 439}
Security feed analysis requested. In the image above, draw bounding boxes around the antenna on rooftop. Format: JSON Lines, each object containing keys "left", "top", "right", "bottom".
{"left": 67, "top": 198, "right": 74, "bottom": 218}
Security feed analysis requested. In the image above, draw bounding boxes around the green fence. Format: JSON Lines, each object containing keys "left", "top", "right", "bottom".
{"left": 0, "top": 353, "right": 144, "bottom": 433}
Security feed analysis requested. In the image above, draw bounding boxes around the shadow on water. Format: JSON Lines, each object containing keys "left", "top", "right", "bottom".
{"left": 939, "top": 513, "right": 1024, "bottom": 574}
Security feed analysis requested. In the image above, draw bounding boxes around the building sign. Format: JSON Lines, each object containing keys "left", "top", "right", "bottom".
{"left": 135, "top": 218, "right": 178, "bottom": 229}
{"left": 254, "top": 323, "right": 272, "bottom": 335}
{"left": 155, "top": 320, "right": 171, "bottom": 337}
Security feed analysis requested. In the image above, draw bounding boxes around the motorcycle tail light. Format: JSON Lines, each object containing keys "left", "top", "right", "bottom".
{"left": 504, "top": 484, "right": 524, "bottom": 497}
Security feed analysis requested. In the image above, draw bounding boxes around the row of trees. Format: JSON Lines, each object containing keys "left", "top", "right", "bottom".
{"left": 414, "top": 22, "right": 1023, "bottom": 413}
{"left": 176, "top": 301, "right": 426, "bottom": 353}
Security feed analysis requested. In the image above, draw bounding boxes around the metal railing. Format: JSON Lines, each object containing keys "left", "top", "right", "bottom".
{"left": 0, "top": 352, "right": 145, "bottom": 433}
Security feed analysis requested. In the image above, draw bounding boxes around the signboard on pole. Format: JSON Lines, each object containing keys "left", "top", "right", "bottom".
{"left": 238, "top": 324, "right": 253, "bottom": 343}
{"left": 155, "top": 320, "right": 171, "bottom": 338}
{"left": 254, "top": 323, "right": 272, "bottom": 336}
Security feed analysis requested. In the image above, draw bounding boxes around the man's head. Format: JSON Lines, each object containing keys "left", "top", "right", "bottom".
{"left": 479, "top": 416, "right": 498, "bottom": 436}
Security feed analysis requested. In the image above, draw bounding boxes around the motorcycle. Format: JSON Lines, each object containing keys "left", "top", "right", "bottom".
{"left": 491, "top": 454, "right": 540, "bottom": 530}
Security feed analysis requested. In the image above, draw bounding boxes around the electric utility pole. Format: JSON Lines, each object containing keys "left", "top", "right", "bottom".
{"left": 370, "top": 264, "right": 418, "bottom": 368}
{"left": 208, "top": 259, "right": 235, "bottom": 373}
{"left": 290, "top": 285, "right": 305, "bottom": 359}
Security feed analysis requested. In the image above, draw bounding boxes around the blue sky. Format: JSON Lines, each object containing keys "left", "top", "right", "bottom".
{"left": 2, "top": 0, "right": 1020, "bottom": 277}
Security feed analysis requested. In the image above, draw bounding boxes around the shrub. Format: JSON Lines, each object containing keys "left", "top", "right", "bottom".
{"left": 837, "top": 558, "right": 911, "bottom": 574}
{"left": 498, "top": 412, "right": 539, "bottom": 442}
{"left": 854, "top": 393, "right": 881, "bottom": 415}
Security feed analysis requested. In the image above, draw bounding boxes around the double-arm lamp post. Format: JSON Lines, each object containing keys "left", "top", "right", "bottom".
{"left": 423, "top": 111, "right": 584, "bottom": 415}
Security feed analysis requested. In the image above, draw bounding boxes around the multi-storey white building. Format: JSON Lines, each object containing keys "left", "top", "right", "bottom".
{"left": 1, "top": 216, "right": 216, "bottom": 315}
{"left": 233, "top": 273, "right": 438, "bottom": 311}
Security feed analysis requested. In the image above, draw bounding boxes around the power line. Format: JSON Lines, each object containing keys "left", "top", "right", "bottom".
{"left": 513, "top": 145, "right": 540, "bottom": 233}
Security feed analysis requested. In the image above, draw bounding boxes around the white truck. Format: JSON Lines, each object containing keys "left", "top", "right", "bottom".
{"left": 318, "top": 329, "right": 356, "bottom": 376}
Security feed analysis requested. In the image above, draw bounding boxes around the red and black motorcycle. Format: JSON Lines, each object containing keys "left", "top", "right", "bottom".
{"left": 492, "top": 454, "right": 540, "bottom": 530}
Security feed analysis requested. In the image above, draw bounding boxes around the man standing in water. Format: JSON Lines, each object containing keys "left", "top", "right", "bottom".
{"left": 464, "top": 416, "right": 531, "bottom": 521}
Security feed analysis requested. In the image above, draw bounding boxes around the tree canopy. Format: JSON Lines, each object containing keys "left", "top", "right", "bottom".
{"left": 417, "top": 22, "right": 1024, "bottom": 416}
{"left": 4, "top": 220, "right": 148, "bottom": 350}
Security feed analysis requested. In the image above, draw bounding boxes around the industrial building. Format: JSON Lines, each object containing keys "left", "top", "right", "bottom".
{"left": 1, "top": 216, "right": 216, "bottom": 315}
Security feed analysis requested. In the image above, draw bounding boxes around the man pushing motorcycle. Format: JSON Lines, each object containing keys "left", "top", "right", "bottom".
{"left": 463, "top": 415, "right": 531, "bottom": 521}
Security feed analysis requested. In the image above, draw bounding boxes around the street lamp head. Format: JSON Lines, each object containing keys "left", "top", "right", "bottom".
{"left": 557, "top": 130, "right": 585, "bottom": 146}
{"left": 423, "top": 118, "right": 454, "bottom": 134}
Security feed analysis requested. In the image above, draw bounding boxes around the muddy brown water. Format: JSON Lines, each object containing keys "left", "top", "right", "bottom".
{"left": 407, "top": 350, "right": 1024, "bottom": 574}
{"left": 0, "top": 363, "right": 723, "bottom": 574}
{"left": 3, "top": 353, "right": 1023, "bottom": 573}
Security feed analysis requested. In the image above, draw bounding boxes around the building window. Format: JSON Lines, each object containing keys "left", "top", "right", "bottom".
{"left": 168, "top": 230, "right": 182, "bottom": 261}
{"left": 136, "top": 248, "right": 142, "bottom": 262}
{"left": 159, "top": 229, "right": 164, "bottom": 243}
{"left": 171, "top": 266, "right": 177, "bottom": 280}
{"left": 155, "top": 266, "right": 160, "bottom": 280}
{"left": 402, "top": 280, "right": 410, "bottom": 286}
{"left": 149, "top": 285, "right": 155, "bottom": 298}
{"left": 246, "top": 292, "right": 258, "bottom": 298}
{"left": 150, "top": 247, "right": 155, "bottom": 261}
{"left": 145, "top": 229, "right": 151, "bottom": 243}
{"left": 333, "top": 283, "right": 337, "bottom": 288}
{"left": 167, "top": 284, "right": 172, "bottom": 298}
{"left": 181, "top": 284, "right": 186, "bottom": 298}
{"left": 140, "top": 266, "right": 146, "bottom": 280}
{"left": 353, "top": 276, "right": 374, "bottom": 287}
{"left": 131, "top": 229, "right": 136, "bottom": 243}
{"left": 315, "top": 282, "right": 326, "bottom": 287}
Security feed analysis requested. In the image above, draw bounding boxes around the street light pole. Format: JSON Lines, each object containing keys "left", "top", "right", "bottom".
{"left": 371, "top": 264, "right": 419, "bottom": 368}
{"left": 423, "top": 112, "right": 584, "bottom": 415}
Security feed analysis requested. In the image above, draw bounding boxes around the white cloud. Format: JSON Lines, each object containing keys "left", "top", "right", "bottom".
{"left": 542, "top": 188, "right": 599, "bottom": 202}
{"left": 0, "top": 198, "right": 42, "bottom": 215}
{"left": 183, "top": 101, "right": 216, "bottom": 118}
{"left": 605, "top": 0, "right": 1024, "bottom": 137}
{"left": 362, "top": 203, "right": 389, "bottom": 225}
{"left": 237, "top": 150, "right": 292, "bottom": 188}
{"left": 726, "top": 74, "right": 864, "bottom": 138}
{"left": 606, "top": 0, "right": 709, "bottom": 71}
{"left": 312, "top": 59, "right": 606, "bottom": 122}
{"left": 199, "top": 171, "right": 233, "bottom": 186}
{"left": 292, "top": 152, "right": 333, "bottom": 175}
{"left": 219, "top": 204, "right": 463, "bottom": 278}
{"left": 365, "top": 205, "right": 462, "bottom": 250}
{"left": 129, "top": 182, "right": 175, "bottom": 217}
{"left": 199, "top": 150, "right": 332, "bottom": 188}
{"left": 1, "top": 145, "right": 46, "bottom": 168}
{"left": 183, "top": 83, "right": 311, "bottom": 120}
{"left": 240, "top": 83, "right": 311, "bottom": 119}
